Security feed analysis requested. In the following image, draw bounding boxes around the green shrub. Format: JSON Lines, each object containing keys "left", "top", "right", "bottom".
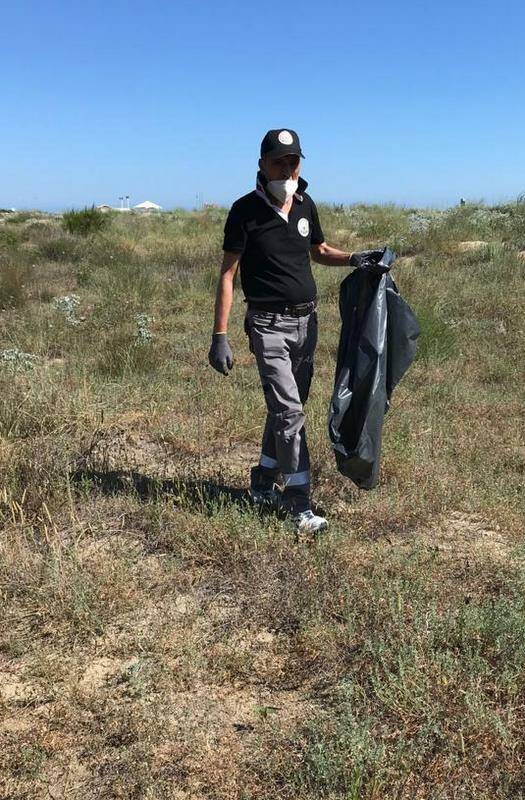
{"left": 0, "top": 256, "right": 31, "bottom": 309}
{"left": 38, "top": 236, "right": 80, "bottom": 262}
{"left": 0, "top": 228, "right": 19, "bottom": 248}
{"left": 414, "top": 305, "right": 458, "bottom": 364}
{"left": 62, "top": 206, "right": 109, "bottom": 236}
{"left": 5, "top": 211, "right": 39, "bottom": 224}
{"left": 94, "top": 328, "right": 162, "bottom": 377}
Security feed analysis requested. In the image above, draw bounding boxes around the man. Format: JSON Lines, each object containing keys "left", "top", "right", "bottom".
{"left": 208, "top": 128, "right": 379, "bottom": 534}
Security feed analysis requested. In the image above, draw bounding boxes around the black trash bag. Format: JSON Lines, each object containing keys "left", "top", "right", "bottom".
{"left": 328, "top": 247, "right": 420, "bottom": 489}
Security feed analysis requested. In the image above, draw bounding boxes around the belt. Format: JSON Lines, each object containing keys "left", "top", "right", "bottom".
{"left": 247, "top": 298, "right": 317, "bottom": 317}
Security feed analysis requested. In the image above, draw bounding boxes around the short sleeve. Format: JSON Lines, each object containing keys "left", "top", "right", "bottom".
{"left": 222, "top": 203, "right": 247, "bottom": 253}
{"left": 310, "top": 200, "right": 325, "bottom": 245}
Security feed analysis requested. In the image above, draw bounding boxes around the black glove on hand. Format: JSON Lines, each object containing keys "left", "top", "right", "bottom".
{"left": 208, "top": 333, "right": 234, "bottom": 376}
{"left": 349, "top": 248, "right": 387, "bottom": 269}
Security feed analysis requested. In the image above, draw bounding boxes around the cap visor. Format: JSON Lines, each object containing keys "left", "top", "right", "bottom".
{"left": 267, "top": 148, "right": 305, "bottom": 160}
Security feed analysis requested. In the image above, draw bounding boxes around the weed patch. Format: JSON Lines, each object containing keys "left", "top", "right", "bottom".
{"left": 62, "top": 205, "right": 109, "bottom": 236}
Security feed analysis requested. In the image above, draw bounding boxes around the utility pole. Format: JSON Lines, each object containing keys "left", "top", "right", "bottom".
{"left": 118, "top": 196, "right": 124, "bottom": 209}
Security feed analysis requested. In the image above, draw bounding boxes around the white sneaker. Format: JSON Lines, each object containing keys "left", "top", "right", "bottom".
{"left": 293, "top": 509, "right": 328, "bottom": 535}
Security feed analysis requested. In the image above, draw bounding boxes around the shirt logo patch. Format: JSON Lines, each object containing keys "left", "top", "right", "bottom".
{"left": 298, "top": 218, "right": 309, "bottom": 237}
{"left": 278, "top": 130, "right": 293, "bottom": 145}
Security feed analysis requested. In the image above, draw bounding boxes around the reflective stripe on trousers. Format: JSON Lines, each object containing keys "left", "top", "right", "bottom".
{"left": 244, "top": 308, "right": 318, "bottom": 482}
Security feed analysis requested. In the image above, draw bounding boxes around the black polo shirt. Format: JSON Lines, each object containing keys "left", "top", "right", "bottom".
{"left": 222, "top": 182, "right": 325, "bottom": 306}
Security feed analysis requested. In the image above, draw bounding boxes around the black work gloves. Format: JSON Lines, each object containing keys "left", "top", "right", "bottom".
{"left": 208, "top": 333, "right": 234, "bottom": 375}
{"left": 349, "top": 249, "right": 387, "bottom": 268}
{"left": 350, "top": 247, "right": 397, "bottom": 273}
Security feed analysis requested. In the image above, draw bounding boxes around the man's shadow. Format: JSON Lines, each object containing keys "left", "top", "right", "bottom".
{"left": 71, "top": 468, "right": 325, "bottom": 519}
{"left": 70, "top": 468, "right": 275, "bottom": 518}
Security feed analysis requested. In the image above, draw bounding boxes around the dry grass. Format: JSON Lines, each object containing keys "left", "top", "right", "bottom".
{"left": 0, "top": 202, "right": 524, "bottom": 799}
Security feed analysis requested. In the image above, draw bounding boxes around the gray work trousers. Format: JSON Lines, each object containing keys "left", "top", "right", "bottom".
{"left": 245, "top": 307, "right": 318, "bottom": 510}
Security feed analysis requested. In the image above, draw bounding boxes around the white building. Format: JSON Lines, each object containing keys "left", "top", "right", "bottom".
{"left": 133, "top": 200, "right": 162, "bottom": 212}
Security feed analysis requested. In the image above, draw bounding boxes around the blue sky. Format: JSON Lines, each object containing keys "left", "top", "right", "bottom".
{"left": 2, "top": 0, "right": 524, "bottom": 210}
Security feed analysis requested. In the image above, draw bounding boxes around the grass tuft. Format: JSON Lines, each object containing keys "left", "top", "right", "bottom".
{"left": 62, "top": 205, "right": 109, "bottom": 236}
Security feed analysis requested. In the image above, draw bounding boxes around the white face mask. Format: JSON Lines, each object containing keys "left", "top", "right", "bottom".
{"left": 265, "top": 177, "right": 298, "bottom": 204}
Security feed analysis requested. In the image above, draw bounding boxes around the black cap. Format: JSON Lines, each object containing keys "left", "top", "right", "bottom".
{"left": 260, "top": 129, "right": 305, "bottom": 160}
